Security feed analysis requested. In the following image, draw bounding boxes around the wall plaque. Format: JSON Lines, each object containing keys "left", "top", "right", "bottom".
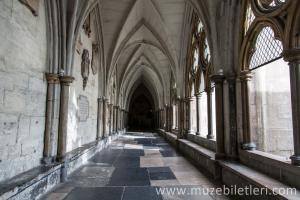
{"left": 77, "top": 95, "right": 89, "bottom": 122}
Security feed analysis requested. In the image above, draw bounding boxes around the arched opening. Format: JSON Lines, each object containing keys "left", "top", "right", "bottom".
{"left": 128, "top": 84, "right": 155, "bottom": 131}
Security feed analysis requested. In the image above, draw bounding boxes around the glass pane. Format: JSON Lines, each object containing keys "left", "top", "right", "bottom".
{"left": 249, "top": 58, "right": 293, "bottom": 159}
{"left": 249, "top": 26, "right": 283, "bottom": 69}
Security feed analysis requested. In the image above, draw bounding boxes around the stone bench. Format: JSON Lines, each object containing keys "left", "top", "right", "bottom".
{"left": 219, "top": 161, "right": 300, "bottom": 200}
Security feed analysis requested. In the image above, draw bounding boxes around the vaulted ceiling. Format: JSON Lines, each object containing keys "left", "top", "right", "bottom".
{"left": 99, "top": 0, "right": 189, "bottom": 109}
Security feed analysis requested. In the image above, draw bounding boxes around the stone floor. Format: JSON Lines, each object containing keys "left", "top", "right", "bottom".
{"left": 42, "top": 132, "right": 230, "bottom": 200}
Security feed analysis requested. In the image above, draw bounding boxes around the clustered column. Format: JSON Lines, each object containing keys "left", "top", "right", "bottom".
{"left": 240, "top": 71, "right": 256, "bottom": 150}
{"left": 211, "top": 73, "right": 225, "bottom": 159}
{"left": 57, "top": 75, "right": 74, "bottom": 161}
{"left": 96, "top": 98, "right": 103, "bottom": 140}
{"left": 186, "top": 97, "right": 193, "bottom": 134}
{"left": 43, "top": 73, "right": 60, "bottom": 164}
{"left": 206, "top": 87, "right": 214, "bottom": 139}
{"left": 283, "top": 49, "right": 300, "bottom": 165}
{"left": 195, "top": 94, "right": 201, "bottom": 135}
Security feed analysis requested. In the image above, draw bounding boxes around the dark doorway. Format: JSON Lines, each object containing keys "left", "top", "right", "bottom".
{"left": 128, "top": 84, "right": 155, "bottom": 131}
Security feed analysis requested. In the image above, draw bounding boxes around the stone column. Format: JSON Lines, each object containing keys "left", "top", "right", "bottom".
{"left": 57, "top": 75, "right": 74, "bottom": 161}
{"left": 171, "top": 105, "right": 174, "bottom": 130}
{"left": 211, "top": 74, "right": 225, "bottom": 159}
{"left": 158, "top": 110, "right": 160, "bottom": 129}
{"left": 175, "top": 101, "right": 179, "bottom": 130}
{"left": 102, "top": 99, "right": 107, "bottom": 138}
{"left": 186, "top": 97, "right": 193, "bottom": 134}
{"left": 112, "top": 106, "right": 116, "bottom": 134}
{"left": 240, "top": 71, "right": 256, "bottom": 150}
{"left": 161, "top": 109, "right": 163, "bottom": 129}
{"left": 195, "top": 94, "right": 201, "bottom": 135}
{"left": 116, "top": 106, "right": 119, "bottom": 132}
{"left": 165, "top": 105, "right": 171, "bottom": 132}
{"left": 178, "top": 98, "right": 186, "bottom": 139}
{"left": 96, "top": 98, "right": 103, "bottom": 140}
{"left": 43, "top": 73, "right": 60, "bottom": 164}
{"left": 227, "top": 77, "right": 238, "bottom": 160}
{"left": 120, "top": 108, "right": 122, "bottom": 131}
{"left": 206, "top": 87, "right": 214, "bottom": 139}
{"left": 108, "top": 104, "right": 113, "bottom": 135}
{"left": 283, "top": 49, "right": 300, "bottom": 165}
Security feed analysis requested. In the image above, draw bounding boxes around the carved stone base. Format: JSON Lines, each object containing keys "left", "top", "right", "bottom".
{"left": 290, "top": 155, "right": 300, "bottom": 166}
{"left": 241, "top": 143, "right": 256, "bottom": 151}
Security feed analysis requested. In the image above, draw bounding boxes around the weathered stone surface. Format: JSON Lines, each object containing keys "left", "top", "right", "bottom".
{"left": 0, "top": 0, "right": 47, "bottom": 182}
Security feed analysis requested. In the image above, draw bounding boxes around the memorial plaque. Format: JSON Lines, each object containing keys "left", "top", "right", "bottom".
{"left": 77, "top": 95, "right": 89, "bottom": 122}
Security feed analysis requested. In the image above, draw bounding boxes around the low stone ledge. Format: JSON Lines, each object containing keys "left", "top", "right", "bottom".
{"left": 157, "top": 129, "right": 220, "bottom": 179}
{"left": 164, "top": 132, "right": 178, "bottom": 147}
{"left": 178, "top": 139, "right": 220, "bottom": 179}
{"left": 219, "top": 161, "right": 300, "bottom": 200}
{"left": 0, "top": 164, "right": 61, "bottom": 200}
{"left": 240, "top": 150, "right": 300, "bottom": 189}
{"left": 187, "top": 134, "right": 216, "bottom": 152}
{"left": 0, "top": 134, "right": 121, "bottom": 200}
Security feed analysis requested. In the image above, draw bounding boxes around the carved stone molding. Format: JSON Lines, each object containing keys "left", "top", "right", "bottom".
{"left": 83, "top": 14, "right": 91, "bottom": 38}
{"left": 59, "top": 76, "right": 74, "bottom": 86}
{"left": 81, "top": 49, "right": 90, "bottom": 90}
{"left": 91, "top": 44, "right": 99, "bottom": 75}
{"left": 282, "top": 49, "right": 300, "bottom": 63}
{"left": 45, "top": 73, "right": 59, "bottom": 84}
{"left": 19, "top": 0, "right": 39, "bottom": 16}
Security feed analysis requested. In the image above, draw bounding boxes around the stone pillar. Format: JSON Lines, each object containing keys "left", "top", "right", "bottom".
{"left": 178, "top": 98, "right": 186, "bottom": 139}
{"left": 211, "top": 74, "right": 225, "bottom": 159}
{"left": 195, "top": 94, "right": 201, "bottom": 135}
{"left": 165, "top": 105, "right": 171, "bottom": 132}
{"left": 161, "top": 109, "right": 163, "bottom": 129}
{"left": 283, "top": 49, "right": 300, "bottom": 165}
{"left": 240, "top": 71, "right": 256, "bottom": 150}
{"left": 96, "top": 98, "right": 103, "bottom": 140}
{"left": 175, "top": 102, "right": 179, "bottom": 130}
{"left": 116, "top": 106, "right": 119, "bottom": 132}
{"left": 119, "top": 108, "right": 122, "bottom": 131}
{"left": 158, "top": 110, "right": 160, "bottom": 129}
{"left": 186, "top": 97, "right": 193, "bottom": 134}
{"left": 102, "top": 99, "right": 107, "bottom": 138}
{"left": 170, "top": 105, "right": 176, "bottom": 130}
{"left": 206, "top": 87, "right": 214, "bottom": 139}
{"left": 112, "top": 106, "right": 116, "bottom": 133}
{"left": 227, "top": 77, "right": 238, "bottom": 160}
{"left": 57, "top": 75, "right": 74, "bottom": 161}
{"left": 43, "top": 73, "right": 60, "bottom": 164}
{"left": 108, "top": 104, "right": 113, "bottom": 135}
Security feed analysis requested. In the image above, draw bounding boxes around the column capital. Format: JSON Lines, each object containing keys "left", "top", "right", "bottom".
{"left": 45, "top": 73, "right": 60, "bottom": 84}
{"left": 195, "top": 93, "right": 201, "bottom": 98}
{"left": 211, "top": 74, "right": 225, "bottom": 84}
{"left": 185, "top": 96, "right": 194, "bottom": 102}
{"left": 239, "top": 70, "right": 253, "bottom": 82}
{"left": 59, "top": 76, "right": 74, "bottom": 85}
{"left": 226, "top": 74, "right": 238, "bottom": 82}
{"left": 97, "top": 97, "right": 104, "bottom": 102}
{"left": 282, "top": 48, "right": 300, "bottom": 63}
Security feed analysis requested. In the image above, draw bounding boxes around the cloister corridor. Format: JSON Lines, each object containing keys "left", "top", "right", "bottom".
{"left": 42, "top": 132, "right": 228, "bottom": 200}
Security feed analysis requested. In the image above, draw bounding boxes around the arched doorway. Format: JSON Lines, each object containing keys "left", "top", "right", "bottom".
{"left": 128, "top": 84, "right": 155, "bottom": 131}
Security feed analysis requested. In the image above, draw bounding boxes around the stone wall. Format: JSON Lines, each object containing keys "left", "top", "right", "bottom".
{"left": 0, "top": 0, "right": 47, "bottom": 182}
{"left": 67, "top": 13, "right": 99, "bottom": 152}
